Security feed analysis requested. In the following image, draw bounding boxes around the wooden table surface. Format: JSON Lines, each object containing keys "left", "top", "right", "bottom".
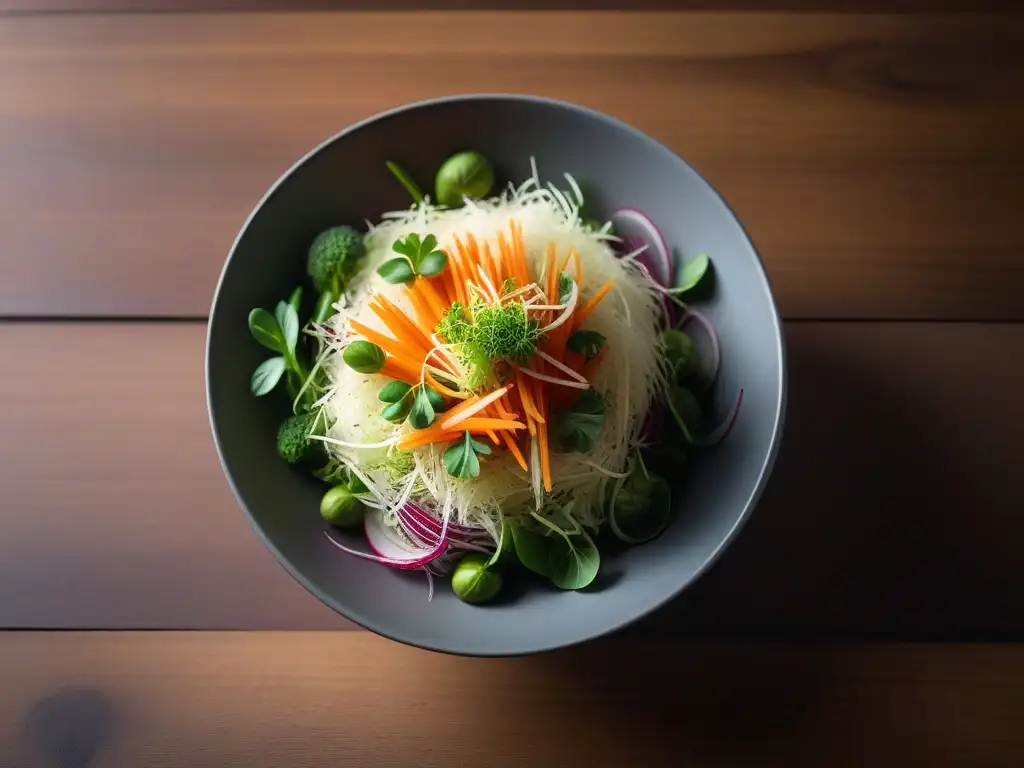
{"left": 2, "top": 2, "right": 1023, "bottom": 765}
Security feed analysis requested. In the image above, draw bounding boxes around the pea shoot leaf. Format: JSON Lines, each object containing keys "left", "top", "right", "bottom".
{"left": 408, "top": 386, "right": 436, "bottom": 430}
{"left": 443, "top": 431, "right": 490, "bottom": 479}
{"left": 554, "top": 388, "right": 606, "bottom": 453}
{"left": 248, "top": 308, "right": 285, "bottom": 353}
{"left": 250, "top": 356, "right": 286, "bottom": 396}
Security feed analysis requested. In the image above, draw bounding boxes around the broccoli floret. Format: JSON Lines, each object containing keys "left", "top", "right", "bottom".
{"left": 307, "top": 226, "right": 366, "bottom": 294}
{"left": 276, "top": 412, "right": 325, "bottom": 465}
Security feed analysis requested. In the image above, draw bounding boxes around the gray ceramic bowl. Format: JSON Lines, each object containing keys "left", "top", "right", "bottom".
{"left": 206, "top": 94, "right": 786, "bottom": 656}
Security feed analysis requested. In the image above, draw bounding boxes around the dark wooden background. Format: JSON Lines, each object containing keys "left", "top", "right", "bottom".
{"left": 1, "top": 2, "right": 1022, "bottom": 765}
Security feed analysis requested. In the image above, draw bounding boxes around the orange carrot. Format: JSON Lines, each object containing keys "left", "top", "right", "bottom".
{"left": 515, "top": 370, "right": 545, "bottom": 424}
{"left": 397, "top": 417, "right": 525, "bottom": 450}
{"left": 440, "top": 386, "right": 512, "bottom": 430}
{"left": 544, "top": 241, "right": 558, "bottom": 303}
{"left": 413, "top": 277, "right": 448, "bottom": 326}
{"left": 349, "top": 319, "right": 424, "bottom": 372}
{"left": 424, "top": 370, "right": 468, "bottom": 400}
{"left": 511, "top": 219, "right": 530, "bottom": 287}
{"left": 369, "top": 300, "right": 432, "bottom": 355}
{"left": 380, "top": 360, "right": 420, "bottom": 386}
{"left": 404, "top": 286, "right": 438, "bottom": 336}
{"left": 501, "top": 432, "right": 529, "bottom": 472}
{"left": 575, "top": 279, "right": 615, "bottom": 325}
{"left": 572, "top": 248, "right": 583, "bottom": 288}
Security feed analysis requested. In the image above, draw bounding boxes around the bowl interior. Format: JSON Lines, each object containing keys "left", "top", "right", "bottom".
{"left": 207, "top": 95, "right": 785, "bottom": 656}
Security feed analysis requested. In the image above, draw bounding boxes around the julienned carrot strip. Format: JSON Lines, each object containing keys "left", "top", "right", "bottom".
{"left": 424, "top": 370, "right": 468, "bottom": 400}
{"left": 414, "top": 277, "right": 448, "bottom": 326}
{"left": 397, "top": 430, "right": 462, "bottom": 450}
{"left": 449, "top": 239, "right": 469, "bottom": 306}
{"left": 511, "top": 219, "right": 530, "bottom": 287}
{"left": 573, "top": 248, "right": 583, "bottom": 288}
{"left": 483, "top": 241, "right": 502, "bottom": 288}
{"left": 380, "top": 360, "right": 419, "bottom": 386}
{"left": 557, "top": 248, "right": 573, "bottom": 277}
{"left": 404, "top": 285, "right": 437, "bottom": 334}
{"left": 486, "top": 430, "right": 501, "bottom": 445}
{"left": 544, "top": 241, "right": 558, "bottom": 303}
{"left": 575, "top": 279, "right": 615, "bottom": 325}
{"left": 397, "top": 418, "right": 526, "bottom": 450}
{"left": 441, "top": 386, "right": 512, "bottom": 429}
{"left": 515, "top": 370, "right": 544, "bottom": 424}
{"left": 369, "top": 301, "right": 431, "bottom": 356}
{"left": 538, "top": 420, "right": 552, "bottom": 492}
{"left": 348, "top": 319, "right": 424, "bottom": 372}
{"left": 501, "top": 432, "right": 529, "bottom": 472}
{"left": 458, "top": 418, "right": 526, "bottom": 432}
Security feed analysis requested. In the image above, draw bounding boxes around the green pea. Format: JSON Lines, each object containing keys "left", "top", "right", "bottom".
{"left": 451, "top": 553, "right": 502, "bottom": 605}
{"left": 320, "top": 485, "right": 364, "bottom": 529}
{"left": 343, "top": 340, "right": 386, "bottom": 374}
{"left": 435, "top": 151, "right": 495, "bottom": 208}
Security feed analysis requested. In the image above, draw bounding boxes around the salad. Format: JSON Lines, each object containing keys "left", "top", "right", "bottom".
{"left": 246, "top": 150, "right": 741, "bottom": 605}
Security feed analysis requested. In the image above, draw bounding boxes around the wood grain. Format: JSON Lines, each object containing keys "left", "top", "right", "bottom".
{"left": 1, "top": 320, "right": 1020, "bottom": 634}
{"left": 3, "top": 0, "right": 1017, "bottom": 13}
{"left": 1, "top": 13, "right": 1021, "bottom": 319}
{"left": 1, "top": 632, "right": 1023, "bottom": 767}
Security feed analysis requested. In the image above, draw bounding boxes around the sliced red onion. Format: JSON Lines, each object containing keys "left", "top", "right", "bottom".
{"left": 323, "top": 507, "right": 449, "bottom": 570}
{"left": 609, "top": 208, "right": 674, "bottom": 288}
{"left": 700, "top": 389, "right": 744, "bottom": 447}
{"left": 680, "top": 309, "right": 721, "bottom": 384}
{"left": 403, "top": 501, "right": 490, "bottom": 542}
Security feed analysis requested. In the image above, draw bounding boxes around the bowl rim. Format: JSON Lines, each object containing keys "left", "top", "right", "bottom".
{"left": 205, "top": 92, "right": 788, "bottom": 657}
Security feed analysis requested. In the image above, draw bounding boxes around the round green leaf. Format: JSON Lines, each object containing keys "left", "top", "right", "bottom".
{"left": 451, "top": 553, "right": 502, "bottom": 605}
{"left": 673, "top": 253, "right": 710, "bottom": 294}
{"left": 250, "top": 356, "right": 286, "bottom": 396}
{"left": 546, "top": 531, "right": 600, "bottom": 590}
{"left": 379, "top": 381, "right": 413, "bottom": 403}
{"left": 381, "top": 398, "right": 412, "bottom": 423}
{"left": 510, "top": 524, "right": 553, "bottom": 578}
{"left": 422, "top": 385, "right": 446, "bottom": 412}
{"left": 275, "top": 300, "right": 300, "bottom": 354}
{"left": 418, "top": 250, "right": 448, "bottom": 277}
{"left": 342, "top": 340, "right": 386, "bottom": 374}
{"left": 247, "top": 308, "right": 284, "bottom": 353}
{"left": 377, "top": 257, "right": 415, "bottom": 284}
{"left": 408, "top": 387, "right": 436, "bottom": 430}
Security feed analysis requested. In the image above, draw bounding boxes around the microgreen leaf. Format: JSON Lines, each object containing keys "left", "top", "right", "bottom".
{"left": 510, "top": 524, "right": 553, "bottom": 577}
{"left": 558, "top": 272, "right": 574, "bottom": 304}
{"left": 275, "top": 300, "right": 300, "bottom": 355}
{"left": 312, "top": 290, "right": 336, "bottom": 325}
{"left": 502, "top": 278, "right": 516, "bottom": 295}
{"left": 408, "top": 386, "right": 436, "bottom": 430}
{"left": 250, "top": 356, "right": 286, "bottom": 396}
{"left": 443, "top": 431, "right": 490, "bottom": 479}
{"left": 417, "top": 249, "right": 448, "bottom": 277}
{"left": 287, "top": 286, "right": 303, "bottom": 315}
{"left": 422, "top": 385, "right": 446, "bottom": 413}
{"left": 468, "top": 434, "right": 491, "bottom": 455}
{"left": 378, "top": 381, "right": 413, "bottom": 403}
{"left": 420, "top": 234, "right": 438, "bottom": 256}
{"left": 385, "top": 160, "right": 425, "bottom": 205}
{"left": 342, "top": 340, "right": 386, "bottom": 374}
{"left": 381, "top": 398, "right": 413, "bottom": 423}
{"left": 666, "top": 384, "right": 703, "bottom": 444}
{"left": 248, "top": 308, "right": 285, "bottom": 353}
{"left": 546, "top": 530, "right": 600, "bottom": 590}
{"left": 377, "top": 258, "right": 415, "bottom": 285}
{"left": 566, "top": 329, "right": 606, "bottom": 359}
{"left": 554, "top": 388, "right": 606, "bottom": 453}
{"left": 669, "top": 253, "right": 710, "bottom": 294}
